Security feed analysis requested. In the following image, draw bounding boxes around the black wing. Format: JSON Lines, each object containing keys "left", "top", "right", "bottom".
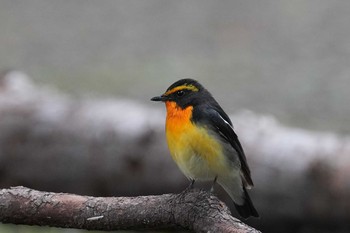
{"left": 194, "top": 106, "right": 254, "bottom": 187}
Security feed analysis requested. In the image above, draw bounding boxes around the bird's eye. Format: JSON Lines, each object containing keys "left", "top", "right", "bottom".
{"left": 176, "top": 90, "right": 185, "bottom": 97}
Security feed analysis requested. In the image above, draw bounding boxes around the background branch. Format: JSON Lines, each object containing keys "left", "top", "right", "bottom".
{"left": 1, "top": 72, "right": 350, "bottom": 231}
{"left": 0, "top": 186, "right": 259, "bottom": 233}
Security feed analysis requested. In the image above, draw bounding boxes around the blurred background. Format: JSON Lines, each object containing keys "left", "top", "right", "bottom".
{"left": 0, "top": 1, "right": 350, "bottom": 233}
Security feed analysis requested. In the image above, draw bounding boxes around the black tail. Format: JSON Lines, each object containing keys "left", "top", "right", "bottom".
{"left": 234, "top": 186, "right": 259, "bottom": 219}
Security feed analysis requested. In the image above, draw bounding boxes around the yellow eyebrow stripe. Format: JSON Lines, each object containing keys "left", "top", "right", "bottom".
{"left": 164, "top": 84, "right": 199, "bottom": 96}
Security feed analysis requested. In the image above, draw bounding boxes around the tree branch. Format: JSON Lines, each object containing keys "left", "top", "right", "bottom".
{"left": 0, "top": 186, "right": 259, "bottom": 233}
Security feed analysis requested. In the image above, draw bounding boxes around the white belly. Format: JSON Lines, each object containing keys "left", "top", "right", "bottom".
{"left": 175, "top": 152, "right": 218, "bottom": 181}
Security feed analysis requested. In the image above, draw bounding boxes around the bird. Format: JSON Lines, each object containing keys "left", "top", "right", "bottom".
{"left": 151, "top": 78, "right": 259, "bottom": 218}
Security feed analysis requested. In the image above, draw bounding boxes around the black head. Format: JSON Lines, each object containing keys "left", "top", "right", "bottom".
{"left": 151, "top": 78, "right": 211, "bottom": 108}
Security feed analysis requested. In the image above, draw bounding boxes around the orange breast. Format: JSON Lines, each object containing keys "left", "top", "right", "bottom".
{"left": 165, "top": 101, "right": 193, "bottom": 159}
{"left": 165, "top": 101, "right": 227, "bottom": 179}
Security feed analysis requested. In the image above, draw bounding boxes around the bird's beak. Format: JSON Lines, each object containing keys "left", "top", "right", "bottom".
{"left": 151, "top": 95, "right": 167, "bottom": 102}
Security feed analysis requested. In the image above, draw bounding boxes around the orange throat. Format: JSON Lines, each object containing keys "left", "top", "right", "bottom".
{"left": 165, "top": 101, "right": 193, "bottom": 134}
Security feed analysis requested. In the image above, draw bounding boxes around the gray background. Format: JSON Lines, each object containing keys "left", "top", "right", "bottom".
{"left": 1, "top": 0, "right": 349, "bottom": 134}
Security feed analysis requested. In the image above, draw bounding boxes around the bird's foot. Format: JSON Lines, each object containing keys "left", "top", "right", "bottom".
{"left": 210, "top": 176, "right": 218, "bottom": 193}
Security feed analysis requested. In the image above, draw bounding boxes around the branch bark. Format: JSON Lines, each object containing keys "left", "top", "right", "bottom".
{"left": 0, "top": 186, "right": 260, "bottom": 233}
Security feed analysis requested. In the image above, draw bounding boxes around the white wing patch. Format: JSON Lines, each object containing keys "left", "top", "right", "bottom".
{"left": 218, "top": 114, "right": 233, "bottom": 129}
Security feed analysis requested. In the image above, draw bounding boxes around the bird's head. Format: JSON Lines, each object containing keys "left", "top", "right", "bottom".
{"left": 151, "top": 79, "right": 209, "bottom": 109}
